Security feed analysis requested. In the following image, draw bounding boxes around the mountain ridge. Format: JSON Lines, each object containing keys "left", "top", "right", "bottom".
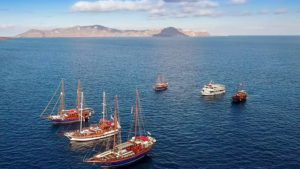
{"left": 17, "top": 25, "right": 209, "bottom": 38}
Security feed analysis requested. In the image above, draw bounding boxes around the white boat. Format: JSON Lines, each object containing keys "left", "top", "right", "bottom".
{"left": 64, "top": 92, "right": 121, "bottom": 142}
{"left": 201, "top": 81, "right": 226, "bottom": 96}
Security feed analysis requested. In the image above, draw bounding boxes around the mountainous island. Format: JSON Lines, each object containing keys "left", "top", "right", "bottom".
{"left": 17, "top": 25, "right": 209, "bottom": 38}
{"left": 153, "top": 27, "right": 188, "bottom": 37}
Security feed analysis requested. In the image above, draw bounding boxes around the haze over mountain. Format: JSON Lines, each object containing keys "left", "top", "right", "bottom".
{"left": 17, "top": 25, "right": 209, "bottom": 38}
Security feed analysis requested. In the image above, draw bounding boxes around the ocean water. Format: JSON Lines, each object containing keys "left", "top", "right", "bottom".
{"left": 0, "top": 37, "right": 300, "bottom": 169}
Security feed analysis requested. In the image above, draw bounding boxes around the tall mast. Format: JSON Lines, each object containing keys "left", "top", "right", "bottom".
{"left": 77, "top": 80, "right": 81, "bottom": 110}
{"left": 157, "top": 75, "right": 160, "bottom": 83}
{"left": 60, "top": 79, "right": 65, "bottom": 116}
{"left": 102, "top": 91, "right": 106, "bottom": 121}
{"left": 239, "top": 83, "right": 243, "bottom": 91}
{"left": 117, "top": 97, "right": 122, "bottom": 145}
{"left": 113, "top": 95, "right": 118, "bottom": 148}
{"left": 80, "top": 92, "right": 83, "bottom": 133}
{"left": 134, "top": 90, "right": 139, "bottom": 138}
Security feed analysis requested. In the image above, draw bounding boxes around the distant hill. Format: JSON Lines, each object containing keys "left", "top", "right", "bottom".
{"left": 17, "top": 25, "right": 209, "bottom": 38}
{"left": 0, "top": 37, "right": 13, "bottom": 40}
{"left": 17, "top": 25, "right": 158, "bottom": 38}
{"left": 153, "top": 27, "right": 188, "bottom": 37}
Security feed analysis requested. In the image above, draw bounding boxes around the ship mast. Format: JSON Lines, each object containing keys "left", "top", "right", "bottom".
{"left": 102, "top": 91, "right": 107, "bottom": 121}
{"left": 157, "top": 75, "right": 161, "bottom": 84}
{"left": 80, "top": 92, "right": 83, "bottom": 133}
{"left": 134, "top": 90, "right": 139, "bottom": 138}
{"left": 77, "top": 80, "right": 81, "bottom": 110}
{"left": 113, "top": 95, "right": 119, "bottom": 149}
{"left": 60, "top": 79, "right": 65, "bottom": 116}
{"left": 238, "top": 83, "right": 243, "bottom": 91}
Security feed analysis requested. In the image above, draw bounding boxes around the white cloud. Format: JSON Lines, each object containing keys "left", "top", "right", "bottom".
{"left": 274, "top": 8, "right": 288, "bottom": 15}
{"left": 175, "top": 1, "right": 220, "bottom": 17}
{"left": 71, "top": 0, "right": 220, "bottom": 18}
{"left": 238, "top": 11, "right": 252, "bottom": 16}
{"left": 230, "top": 0, "right": 247, "bottom": 5}
{"left": 258, "top": 9, "right": 270, "bottom": 15}
{"left": 71, "top": 0, "right": 163, "bottom": 12}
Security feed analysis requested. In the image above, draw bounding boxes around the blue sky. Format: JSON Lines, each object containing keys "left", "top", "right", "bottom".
{"left": 0, "top": 0, "right": 299, "bottom": 36}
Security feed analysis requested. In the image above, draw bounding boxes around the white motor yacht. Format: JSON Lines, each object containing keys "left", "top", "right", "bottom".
{"left": 201, "top": 81, "right": 226, "bottom": 96}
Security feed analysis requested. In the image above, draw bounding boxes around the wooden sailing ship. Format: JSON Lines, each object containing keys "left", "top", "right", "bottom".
{"left": 42, "top": 79, "right": 94, "bottom": 124}
{"left": 64, "top": 92, "right": 121, "bottom": 142}
{"left": 154, "top": 75, "right": 168, "bottom": 91}
{"left": 232, "top": 83, "right": 248, "bottom": 103}
{"left": 85, "top": 90, "right": 156, "bottom": 167}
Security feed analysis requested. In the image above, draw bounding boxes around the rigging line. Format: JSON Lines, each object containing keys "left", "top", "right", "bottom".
{"left": 50, "top": 93, "right": 61, "bottom": 115}
{"left": 139, "top": 104, "right": 147, "bottom": 135}
{"left": 40, "top": 81, "right": 62, "bottom": 117}
{"left": 128, "top": 106, "right": 134, "bottom": 140}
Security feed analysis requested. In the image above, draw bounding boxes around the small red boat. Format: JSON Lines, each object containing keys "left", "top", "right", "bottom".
{"left": 232, "top": 83, "right": 247, "bottom": 103}
{"left": 232, "top": 90, "right": 247, "bottom": 103}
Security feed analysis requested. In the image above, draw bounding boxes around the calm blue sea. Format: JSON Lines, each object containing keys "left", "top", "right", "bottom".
{"left": 0, "top": 37, "right": 300, "bottom": 169}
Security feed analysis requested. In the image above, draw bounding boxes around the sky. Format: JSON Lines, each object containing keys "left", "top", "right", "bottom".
{"left": 0, "top": 0, "right": 300, "bottom": 36}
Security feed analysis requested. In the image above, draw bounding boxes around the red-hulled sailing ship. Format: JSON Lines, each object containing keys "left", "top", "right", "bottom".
{"left": 41, "top": 79, "right": 94, "bottom": 124}
{"left": 232, "top": 83, "right": 248, "bottom": 103}
{"left": 154, "top": 75, "right": 168, "bottom": 91}
{"left": 85, "top": 90, "right": 156, "bottom": 167}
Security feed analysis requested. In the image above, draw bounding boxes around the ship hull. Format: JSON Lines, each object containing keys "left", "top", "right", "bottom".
{"left": 100, "top": 148, "right": 152, "bottom": 167}
{"left": 231, "top": 91, "right": 247, "bottom": 103}
{"left": 232, "top": 96, "right": 247, "bottom": 103}
{"left": 51, "top": 119, "right": 81, "bottom": 124}
{"left": 154, "top": 87, "right": 168, "bottom": 91}
{"left": 201, "top": 91, "right": 225, "bottom": 96}
{"left": 49, "top": 109, "right": 93, "bottom": 125}
{"left": 66, "top": 130, "right": 118, "bottom": 142}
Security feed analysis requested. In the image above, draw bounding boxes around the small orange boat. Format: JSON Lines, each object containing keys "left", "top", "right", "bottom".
{"left": 232, "top": 84, "right": 247, "bottom": 103}
{"left": 154, "top": 75, "right": 168, "bottom": 91}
